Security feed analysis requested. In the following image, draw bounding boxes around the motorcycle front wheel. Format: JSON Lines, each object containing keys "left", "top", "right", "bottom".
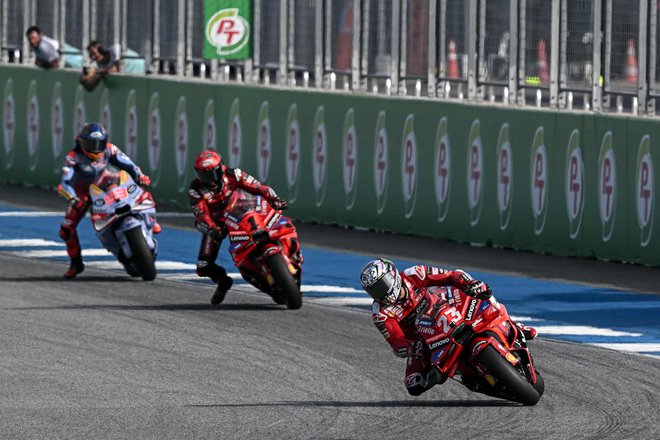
{"left": 125, "top": 226, "right": 157, "bottom": 281}
{"left": 476, "top": 345, "right": 540, "bottom": 406}
{"left": 266, "top": 253, "right": 302, "bottom": 310}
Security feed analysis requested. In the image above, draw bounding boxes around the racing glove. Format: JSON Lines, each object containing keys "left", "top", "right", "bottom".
{"left": 465, "top": 280, "right": 492, "bottom": 300}
{"left": 270, "top": 197, "right": 288, "bottom": 210}
{"left": 138, "top": 174, "right": 151, "bottom": 187}
{"left": 208, "top": 226, "right": 227, "bottom": 242}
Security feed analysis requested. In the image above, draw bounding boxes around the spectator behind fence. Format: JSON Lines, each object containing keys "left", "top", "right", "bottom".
{"left": 25, "top": 25, "right": 61, "bottom": 69}
{"left": 79, "top": 40, "right": 121, "bottom": 92}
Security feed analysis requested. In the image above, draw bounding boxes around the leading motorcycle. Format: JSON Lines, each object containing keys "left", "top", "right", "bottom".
{"left": 88, "top": 167, "right": 158, "bottom": 281}
{"left": 417, "top": 286, "right": 544, "bottom": 405}
{"left": 224, "top": 188, "right": 303, "bottom": 309}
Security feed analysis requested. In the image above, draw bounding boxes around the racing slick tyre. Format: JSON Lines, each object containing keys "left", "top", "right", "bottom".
{"left": 533, "top": 369, "right": 545, "bottom": 398}
{"left": 266, "top": 253, "right": 302, "bottom": 310}
{"left": 476, "top": 345, "right": 540, "bottom": 406}
{"left": 125, "top": 226, "right": 157, "bottom": 281}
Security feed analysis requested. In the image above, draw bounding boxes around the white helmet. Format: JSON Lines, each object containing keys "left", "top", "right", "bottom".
{"left": 360, "top": 258, "right": 404, "bottom": 304}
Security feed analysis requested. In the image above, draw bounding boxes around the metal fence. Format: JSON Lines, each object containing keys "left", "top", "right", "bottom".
{"left": 4, "top": 0, "right": 660, "bottom": 115}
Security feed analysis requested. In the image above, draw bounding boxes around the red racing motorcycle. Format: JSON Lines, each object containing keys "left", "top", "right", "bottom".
{"left": 224, "top": 189, "right": 303, "bottom": 309}
{"left": 417, "top": 286, "right": 544, "bottom": 405}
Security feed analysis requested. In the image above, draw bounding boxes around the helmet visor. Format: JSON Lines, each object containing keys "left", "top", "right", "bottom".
{"left": 364, "top": 271, "right": 399, "bottom": 301}
{"left": 197, "top": 166, "right": 223, "bottom": 184}
{"left": 80, "top": 137, "right": 105, "bottom": 154}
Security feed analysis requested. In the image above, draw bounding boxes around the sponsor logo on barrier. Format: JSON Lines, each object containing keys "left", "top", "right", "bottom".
{"left": 125, "top": 90, "right": 138, "bottom": 160}
{"left": 598, "top": 132, "right": 616, "bottom": 242}
{"left": 435, "top": 117, "right": 451, "bottom": 222}
{"left": 402, "top": 114, "right": 417, "bottom": 218}
{"left": 51, "top": 82, "right": 63, "bottom": 164}
{"left": 285, "top": 104, "right": 300, "bottom": 203}
{"left": 256, "top": 101, "right": 271, "bottom": 182}
{"left": 100, "top": 88, "right": 111, "bottom": 134}
{"left": 343, "top": 108, "right": 358, "bottom": 210}
{"left": 565, "top": 129, "right": 585, "bottom": 239}
{"left": 204, "top": 99, "right": 216, "bottom": 151}
{"left": 73, "top": 86, "right": 86, "bottom": 138}
{"left": 27, "top": 81, "right": 39, "bottom": 171}
{"left": 147, "top": 93, "right": 161, "bottom": 186}
{"left": 313, "top": 106, "right": 328, "bottom": 207}
{"left": 636, "top": 135, "right": 654, "bottom": 247}
{"left": 374, "top": 111, "right": 388, "bottom": 214}
{"left": 496, "top": 123, "right": 513, "bottom": 230}
{"left": 530, "top": 126, "right": 548, "bottom": 235}
{"left": 175, "top": 96, "right": 188, "bottom": 191}
{"left": 229, "top": 98, "right": 241, "bottom": 168}
{"left": 467, "top": 120, "right": 483, "bottom": 226}
{"left": 3, "top": 79, "right": 15, "bottom": 168}
{"left": 205, "top": 8, "right": 250, "bottom": 56}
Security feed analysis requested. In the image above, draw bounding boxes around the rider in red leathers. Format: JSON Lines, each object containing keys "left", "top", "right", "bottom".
{"left": 360, "top": 258, "right": 537, "bottom": 396}
{"left": 189, "top": 150, "right": 288, "bottom": 305}
{"left": 57, "top": 122, "right": 156, "bottom": 279}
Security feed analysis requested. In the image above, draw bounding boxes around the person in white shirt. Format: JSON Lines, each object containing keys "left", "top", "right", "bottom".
{"left": 25, "top": 25, "right": 61, "bottom": 69}
{"left": 80, "top": 40, "right": 122, "bottom": 91}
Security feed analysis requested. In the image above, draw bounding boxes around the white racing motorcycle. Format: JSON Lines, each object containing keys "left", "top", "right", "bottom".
{"left": 89, "top": 166, "right": 158, "bottom": 280}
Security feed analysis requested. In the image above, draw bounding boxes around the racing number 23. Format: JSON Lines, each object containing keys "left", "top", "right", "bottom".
{"left": 437, "top": 308, "right": 461, "bottom": 334}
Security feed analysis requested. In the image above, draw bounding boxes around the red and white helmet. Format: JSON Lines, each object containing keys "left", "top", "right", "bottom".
{"left": 360, "top": 258, "right": 404, "bottom": 304}
{"left": 194, "top": 150, "right": 225, "bottom": 186}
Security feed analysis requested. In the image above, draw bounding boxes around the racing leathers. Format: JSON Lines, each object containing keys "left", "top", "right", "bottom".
{"left": 57, "top": 143, "right": 152, "bottom": 278}
{"left": 188, "top": 167, "right": 284, "bottom": 303}
{"left": 371, "top": 265, "right": 491, "bottom": 396}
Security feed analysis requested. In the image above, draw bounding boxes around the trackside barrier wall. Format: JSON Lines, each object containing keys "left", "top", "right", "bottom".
{"left": 0, "top": 65, "right": 658, "bottom": 265}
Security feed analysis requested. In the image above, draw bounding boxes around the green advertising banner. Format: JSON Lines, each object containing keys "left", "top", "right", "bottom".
{"left": 203, "top": 0, "right": 252, "bottom": 59}
{"left": 2, "top": 65, "right": 660, "bottom": 267}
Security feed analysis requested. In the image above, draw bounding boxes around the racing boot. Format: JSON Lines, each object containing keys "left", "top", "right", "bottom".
{"left": 63, "top": 256, "right": 85, "bottom": 279}
{"left": 211, "top": 275, "right": 233, "bottom": 305}
{"left": 516, "top": 322, "right": 537, "bottom": 340}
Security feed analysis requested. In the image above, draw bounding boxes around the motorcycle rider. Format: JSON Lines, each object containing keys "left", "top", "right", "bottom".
{"left": 189, "top": 150, "right": 288, "bottom": 305}
{"left": 57, "top": 122, "right": 157, "bottom": 279}
{"left": 360, "top": 258, "right": 537, "bottom": 396}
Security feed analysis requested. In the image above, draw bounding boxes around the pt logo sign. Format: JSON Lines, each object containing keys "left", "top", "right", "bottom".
{"left": 636, "top": 135, "right": 654, "bottom": 247}
{"left": 256, "top": 101, "right": 271, "bottom": 182}
{"left": 565, "top": 129, "right": 585, "bottom": 239}
{"left": 401, "top": 114, "right": 417, "bottom": 219}
{"left": 285, "top": 104, "right": 300, "bottom": 203}
{"left": 373, "top": 111, "right": 388, "bottom": 214}
{"left": 434, "top": 117, "right": 451, "bottom": 222}
{"left": 343, "top": 108, "right": 358, "bottom": 210}
{"left": 466, "top": 120, "right": 483, "bottom": 226}
{"left": 598, "top": 132, "right": 616, "bottom": 242}
{"left": 530, "top": 127, "right": 548, "bottom": 235}
{"left": 313, "top": 106, "right": 328, "bottom": 207}
{"left": 496, "top": 123, "right": 513, "bottom": 230}
{"left": 205, "top": 8, "right": 250, "bottom": 57}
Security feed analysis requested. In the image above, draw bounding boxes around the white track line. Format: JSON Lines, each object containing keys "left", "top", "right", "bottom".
{"left": 0, "top": 211, "right": 190, "bottom": 217}
{"left": 0, "top": 238, "right": 63, "bottom": 247}
{"left": 534, "top": 325, "right": 642, "bottom": 337}
{"left": 590, "top": 343, "right": 660, "bottom": 353}
{"left": 8, "top": 249, "right": 111, "bottom": 258}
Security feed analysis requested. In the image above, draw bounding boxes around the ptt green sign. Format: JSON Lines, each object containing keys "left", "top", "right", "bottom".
{"left": 204, "top": 0, "right": 252, "bottom": 59}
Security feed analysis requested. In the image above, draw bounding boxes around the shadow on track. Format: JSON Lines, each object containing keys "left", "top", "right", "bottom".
{"left": 186, "top": 399, "right": 517, "bottom": 408}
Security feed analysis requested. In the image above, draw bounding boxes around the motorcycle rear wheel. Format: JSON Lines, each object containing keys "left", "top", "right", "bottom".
{"left": 476, "top": 345, "right": 540, "bottom": 406}
{"left": 125, "top": 227, "right": 157, "bottom": 281}
{"left": 266, "top": 253, "right": 302, "bottom": 310}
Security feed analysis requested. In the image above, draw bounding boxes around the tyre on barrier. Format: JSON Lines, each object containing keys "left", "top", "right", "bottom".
{"left": 266, "top": 253, "right": 302, "bottom": 310}
{"left": 477, "top": 345, "right": 540, "bottom": 406}
{"left": 125, "top": 226, "right": 157, "bottom": 281}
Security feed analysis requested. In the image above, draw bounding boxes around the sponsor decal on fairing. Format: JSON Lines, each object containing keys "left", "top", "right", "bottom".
{"left": 228, "top": 98, "right": 241, "bottom": 168}
{"left": 530, "top": 126, "right": 548, "bottom": 235}
{"left": 435, "top": 117, "right": 451, "bottom": 222}
{"left": 313, "top": 106, "right": 328, "bottom": 207}
{"left": 598, "top": 132, "right": 617, "bottom": 242}
{"left": 565, "top": 129, "right": 585, "bottom": 239}
{"left": 428, "top": 338, "right": 450, "bottom": 351}
{"left": 373, "top": 111, "right": 389, "bottom": 214}
{"left": 466, "top": 120, "right": 483, "bottom": 226}
{"left": 26, "top": 81, "right": 40, "bottom": 171}
{"left": 496, "top": 123, "right": 513, "bottom": 230}
{"left": 636, "top": 135, "right": 655, "bottom": 247}
{"left": 465, "top": 298, "right": 478, "bottom": 321}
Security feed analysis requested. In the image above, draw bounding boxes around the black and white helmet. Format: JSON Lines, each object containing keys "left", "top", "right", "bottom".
{"left": 360, "top": 258, "right": 404, "bottom": 304}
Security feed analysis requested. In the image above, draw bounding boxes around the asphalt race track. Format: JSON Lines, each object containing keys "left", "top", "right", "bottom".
{"left": 1, "top": 185, "right": 659, "bottom": 439}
